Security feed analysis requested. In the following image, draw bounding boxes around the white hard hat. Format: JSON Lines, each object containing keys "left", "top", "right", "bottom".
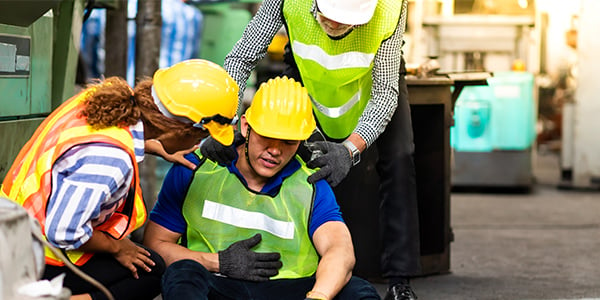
{"left": 316, "top": 0, "right": 378, "bottom": 25}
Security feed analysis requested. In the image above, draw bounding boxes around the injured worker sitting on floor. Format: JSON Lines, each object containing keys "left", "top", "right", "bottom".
{"left": 142, "top": 76, "right": 381, "bottom": 300}
{"left": 0, "top": 59, "right": 240, "bottom": 300}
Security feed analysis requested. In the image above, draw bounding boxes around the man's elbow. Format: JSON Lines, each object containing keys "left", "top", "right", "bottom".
{"left": 343, "top": 250, "right": 356, "bottom": 284}
{"left": 332, "top": 245, "right": 356, "bottom": 271}
{"left": 346, "top": 249, "right": 356, "bottom": 271}
{"left": 142, "top": 234, "right": 158, "bottom": 250}
{"left": 142, "top": 222, "right": 163, "bottom": 249}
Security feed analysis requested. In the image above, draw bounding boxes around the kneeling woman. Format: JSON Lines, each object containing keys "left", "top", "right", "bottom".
{"left": 1, "top": 59, "right": 239, "bottom": 300}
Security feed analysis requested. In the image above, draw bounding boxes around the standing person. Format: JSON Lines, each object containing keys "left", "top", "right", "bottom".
{"left": 1, "top": 59, "right": 239, "bottom": 300}
{"left": 143, "top": 76, "right": 381, "bottom": 300}
{"left": 79, "top": 0, "right": 204, "bottom": 85}
{"left": 127, "top": 0, "right": 204, "bottom": 84}
{"left": 79, "top": 7, "right": 106, "bottom": 80}
{"left": 204, "top": 0, "right": 420, "bottom": 299}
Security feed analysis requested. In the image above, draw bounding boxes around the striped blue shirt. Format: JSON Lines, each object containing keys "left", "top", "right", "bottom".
{"left": 45, "top": 121, "right": 145, "bottom": 250}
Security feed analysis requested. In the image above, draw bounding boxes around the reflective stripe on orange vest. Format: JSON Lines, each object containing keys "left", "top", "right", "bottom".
{"left": 1, "top": 87, "right": 147, "bottom": 266}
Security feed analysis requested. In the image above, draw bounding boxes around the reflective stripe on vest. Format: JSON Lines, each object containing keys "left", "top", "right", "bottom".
{"left": 283, "top": 0, "right": 401, "bottom": 139}
{"left": 1, "top": 87, "right": 146, "bottom": 266}
{"left": 183, "top": 151, "right": 320, "bottom": 279}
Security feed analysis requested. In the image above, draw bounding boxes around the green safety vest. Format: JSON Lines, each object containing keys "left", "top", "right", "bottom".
{"left": 182, "top": 152, "right": 320, "bottom": 279}
{"left": 283, "top": 0, "right": 402, "bottom": 139}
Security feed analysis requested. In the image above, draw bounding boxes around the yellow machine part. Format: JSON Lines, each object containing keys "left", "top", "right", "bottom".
{"left": 267, "top": 33, "right": 289, "bottom": 62}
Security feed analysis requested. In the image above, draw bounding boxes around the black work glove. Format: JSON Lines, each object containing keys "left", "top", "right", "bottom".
{"left": 200, "top": 131, "right": 245, "bottom": 165}
{"left": 218, "top": 233, "right": 282, "bottom": 282}
{"left": 306, "top": 141, "right": 352, "bottom": 187}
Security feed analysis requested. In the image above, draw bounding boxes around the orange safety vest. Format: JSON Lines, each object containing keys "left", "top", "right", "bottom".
{"left": 1, "top": 88, "right": 147, "bottom": 266}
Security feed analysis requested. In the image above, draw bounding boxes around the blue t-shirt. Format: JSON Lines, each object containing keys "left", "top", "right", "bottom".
{"left": 150, "top": 153, "right": 343, "bottom": 238}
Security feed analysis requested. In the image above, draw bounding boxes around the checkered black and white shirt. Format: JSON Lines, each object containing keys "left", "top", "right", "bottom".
{"left": 224, "top": 0, "right": 408, "bottom": 146}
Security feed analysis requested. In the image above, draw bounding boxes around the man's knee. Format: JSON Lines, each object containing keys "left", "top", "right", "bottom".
{"left": 336, "top": 276, "right": 380, "bottom": 299}
{"left": 162, "top": 259, "right": 212, "bottom": 297}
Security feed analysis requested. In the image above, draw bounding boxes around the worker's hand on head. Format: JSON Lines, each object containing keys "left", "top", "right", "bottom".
{"left": 113, "top": 238, "right": 156, "bottom": 279}
{"left": 306, "top": 141, "right": 352, "bottom": 187}
{"left": 200, "top": 131, "right": 245, "bottom": 165}
{"left": 218, "top": 233, "right": 282, "bottom": 282}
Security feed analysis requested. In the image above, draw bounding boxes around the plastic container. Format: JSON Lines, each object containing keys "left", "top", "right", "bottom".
{"left": 488, "top": 71, "right": 535, "bottom": 150}
{"left": 451, "top": 71, "right": 535, "bottom": 152}
{"left": 451, "top": 85, "right": 494, "bottom": 151}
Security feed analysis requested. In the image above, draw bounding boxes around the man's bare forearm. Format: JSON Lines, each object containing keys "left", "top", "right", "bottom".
{"left": 310, "top": 221, "right": 355, "bottom": 299}
{"left": 143, "top": 221, "right": 219, "bottom": 270}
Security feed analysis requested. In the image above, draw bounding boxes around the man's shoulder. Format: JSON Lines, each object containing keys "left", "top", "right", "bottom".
{"left": 280, "top": 157, "right": 318, "bottom": 182}
{"left": 184, "top": 152, "right": 202, "bottom": 166}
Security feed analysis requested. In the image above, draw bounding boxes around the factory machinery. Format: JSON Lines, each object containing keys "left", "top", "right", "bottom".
{"left": 0, "top": 1, "right": 85, "bottom": 299}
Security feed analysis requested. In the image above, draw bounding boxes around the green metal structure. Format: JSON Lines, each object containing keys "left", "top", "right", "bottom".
{"left": 0, "top": 0, "right": 85, "bottom": 181}
{"left": 195, "top": 2, "right": 252, "bottom": 66}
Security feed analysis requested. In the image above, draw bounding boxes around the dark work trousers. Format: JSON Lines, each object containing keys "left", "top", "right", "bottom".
{"left": 285, "top": 47, "right": 421, "bottom": 278}
{"left": 370, "top": 61, "right": 421, "bottom": 277}
{"left": 43, "top": 243, "right": 165, "bottom": 300}
{"left": 162, "top": 259, "right": 381, "bottom": 300}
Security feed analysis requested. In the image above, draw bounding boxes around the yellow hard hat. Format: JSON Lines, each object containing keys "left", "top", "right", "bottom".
{"left": 512, "top": 59, "right": 526, "bottom": 72}
{"left": 267, "top": 33, "right": 289, "bottom": 62}
{"left": 245, "top": 76, "right": 316, "bottom": 140}
{"left": 153, "top": 59, "right": 239, "bottom": 145}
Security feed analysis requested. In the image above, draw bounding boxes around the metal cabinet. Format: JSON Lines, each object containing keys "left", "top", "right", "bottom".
{"left": 337, "top": 77, "right": 454, "bottom": 279}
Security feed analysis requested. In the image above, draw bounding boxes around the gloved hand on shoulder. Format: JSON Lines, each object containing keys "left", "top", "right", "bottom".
{"left": 218, "top": 233, "right": 282, "bottom": 282}
{"left": 306, "top": 141, "right": 352, "bottom": 187}
{"left": 200, "top": 131, "right": 245, "bottom": 165}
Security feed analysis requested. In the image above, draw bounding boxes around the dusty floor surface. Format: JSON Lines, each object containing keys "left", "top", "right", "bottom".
{"left": 373, "top": 152, "right": 600, "bottom": 300}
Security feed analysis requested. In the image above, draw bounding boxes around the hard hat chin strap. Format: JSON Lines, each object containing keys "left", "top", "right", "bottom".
{"left": 193, "top": 115, "right": 238, "bottom": 130}
{"left": 244, "top": 126, "right": 258, "bottom": 176}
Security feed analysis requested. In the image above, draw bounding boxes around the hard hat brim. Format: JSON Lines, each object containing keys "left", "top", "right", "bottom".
{"left": 204, "top": 122, "right": 234, "bottom": 146}
{"left": 249, "top": 118, "right": 315, "bottom": 141}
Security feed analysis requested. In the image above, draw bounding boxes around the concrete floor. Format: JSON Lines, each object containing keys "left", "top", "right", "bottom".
{"left": 372, "top": 152, "right": 600, "bottom": 299}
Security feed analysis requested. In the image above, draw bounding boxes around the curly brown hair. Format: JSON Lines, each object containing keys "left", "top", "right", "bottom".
{"left": 79, "top": 76, "right": 199, "bottom": 139}
{"left": 80, "top": 77, "right": 140, "bottom": 129}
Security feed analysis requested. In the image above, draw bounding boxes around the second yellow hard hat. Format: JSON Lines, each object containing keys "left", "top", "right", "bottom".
{"left": 153, "top": 59, "right": 239, "bottom": 145}
{"left": 246, "top": 76, "right": 316, "bottom": 141}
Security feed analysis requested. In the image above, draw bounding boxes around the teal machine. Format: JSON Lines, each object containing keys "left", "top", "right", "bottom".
{"left": 0, "top": 0, "right": 85, "bottom": 181}
{"left": 451, "top": 71, "right": 536, "bottom": 188}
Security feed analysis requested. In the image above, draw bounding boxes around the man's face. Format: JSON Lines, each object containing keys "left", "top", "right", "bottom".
{"left": 240, "top": 117, "right": 301, "bottom": 179}
{"left": 316, "top": 11, "right": 354, "bottom": 38}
